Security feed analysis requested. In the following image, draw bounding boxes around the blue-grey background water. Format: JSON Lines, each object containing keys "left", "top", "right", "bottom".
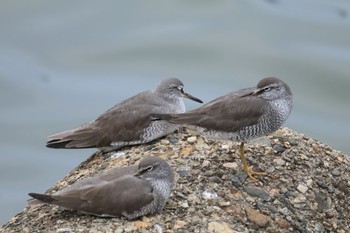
{"left": 1, "top": 0, "right": 349, "bottom": 225}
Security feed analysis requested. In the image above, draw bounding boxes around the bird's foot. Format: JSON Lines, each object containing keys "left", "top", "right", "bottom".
{"left": 243, "top": 166, "right": 267, "bottom": 181}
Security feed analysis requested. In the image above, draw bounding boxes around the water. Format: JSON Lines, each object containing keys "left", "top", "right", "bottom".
{"left": 1, "top": 0, "right": 350, "bottom": 225}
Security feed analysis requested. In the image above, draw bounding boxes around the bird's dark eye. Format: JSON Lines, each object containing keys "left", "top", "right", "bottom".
{"left": 145, "top": 166, "right": 153, "bottom": 172}
{"left": 263, "top": 87, "right": 271, "bottom": 92}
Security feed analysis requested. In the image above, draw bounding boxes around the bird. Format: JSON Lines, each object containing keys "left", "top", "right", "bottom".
{"left": 46, "top": 78, "right": 202, "bottom": 152}
{"left": 28, "top": 156, "right": 174, "bottom": 220}
{"left": 151, "top": 77, "right": 293, "bottom": 180}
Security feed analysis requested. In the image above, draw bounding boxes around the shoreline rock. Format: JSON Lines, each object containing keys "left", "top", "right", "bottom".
{"left": 1, "top": 128, "right": 349, "bottom": 232}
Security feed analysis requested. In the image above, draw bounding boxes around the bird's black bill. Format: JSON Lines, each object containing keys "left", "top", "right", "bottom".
{"left": 181, "top": 92, "right": 203, "bottom": 103}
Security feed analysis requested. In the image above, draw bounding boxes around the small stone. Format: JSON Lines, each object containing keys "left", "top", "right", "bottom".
{"left": 187, "top": 136, "right": 197, "bottom": 143}
{"left": 245, "top": 208, "right": 271, "bottom": 227}
{"left": 297, "top": 184, "right": 308, "bottom": 193}
{"left": 314, "top": 222, "right": 325, "bottom": 233}
{"left": 273, "top": 158, "right": 286, "bottom": 166}
{"left": 314, "top": 192, "right": 332, "bottom": 211}
{"left": 202, "top": 160, "right": 210, "bottom": 167}
{"left": 57, "top": 228, "right": 74, "bottom": 233}
{"left": 173, "top": 220, "right": 187, "bottom": 229}
{"left": 291, "top": 193, "right": 307, "bottom": 204}
{"left": 181, "top": 201, "right": 189, "bottom": 208}
{"left": 331, "top": 169, "right": 341, "bottom": 177}
{"left": 265, "top": 166, "right": 275, "bottom": 173}
{"left": 316, "top": 180, "right": 328, "bottom": 189}
{"left": 218, "top": 201, "right": 231, "bottom": 207}
{"left": 273, "top": 144, "right": 285, "bottom": 153}
{"left": 275, "top": 217, "right": 290, "bottom": 229}
{"left": 180, "top": 146, "right": 193, "bottom": 156}
{"left": 153, "top": 224, "right": 163, "bottom": 233}
{"left": 208, "top": 222, "right": 235, "bottom": 233}
{"left": 243, "top": 186, "right": 272, "bottom": 201}
{"left": 202, "top": 191, "right": 219, "bottom": 199}
{"left": 168, "top": 136, "right": 179, "bottom": 144}
{"left": 114, "top": 228, "right": 124, "bottom": 233}
{"left": 306, "top": 179, "right": 313, "bottom": 187}
{"left": 231, "top": 171, "right": 248, "bottom": 187}
{"left": 132, "top": 220, "right": 151, "bottom": 229}
{"left": 222, "top": 162, "right": 238, "bottom": 169}
{"left": 221, "top": 144, "right": 230, "bottom": 150}
{"left": 288, "top": 138, "right": 298, "bottom": 146}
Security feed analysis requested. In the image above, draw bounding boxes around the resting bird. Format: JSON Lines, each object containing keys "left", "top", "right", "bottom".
{"left": 152, "top": 77, "right": 293, "bottom": 180}
{"left": 46, "top": 78, "right": 202, "bottom": 152}
{"left": 28, "top": 156, "right": 174, "bottom": 220}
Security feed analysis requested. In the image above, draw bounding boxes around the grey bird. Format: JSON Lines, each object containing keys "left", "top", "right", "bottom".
{"left": 46, "top": 78, "right": 202, "bottom": 152}
{"left": 152, "top": 77, "right": 293, "bottom": 180}
{"left": 28, "top": 156, "right": 174, "bottom": 220}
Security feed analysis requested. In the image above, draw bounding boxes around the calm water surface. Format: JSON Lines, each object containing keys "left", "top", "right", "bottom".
{"left": 1, "top": 0, "right": 350, "bottom": 225}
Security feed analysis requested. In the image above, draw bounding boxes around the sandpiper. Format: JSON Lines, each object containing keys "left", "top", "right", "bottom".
{"left": 46, "top": 78, "right": 202, "bottom": 152}
{"left": 28, "top": 156, "right": 174, "bottom": 220}
{"left": 152, "top": 77, "right": 293, "bottom": 180}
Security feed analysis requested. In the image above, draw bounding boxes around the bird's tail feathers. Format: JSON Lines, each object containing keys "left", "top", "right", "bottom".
{"left": 28, "top": 193, "right": 56, "bottom": 205}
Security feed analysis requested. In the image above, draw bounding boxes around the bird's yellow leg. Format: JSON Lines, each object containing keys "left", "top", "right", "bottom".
{"left": 239, "top": 142, "right": 267, "bottom": 181}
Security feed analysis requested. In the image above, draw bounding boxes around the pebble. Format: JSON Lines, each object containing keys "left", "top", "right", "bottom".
{"left": 173, "top": 220, "right": 187, "bottom": 229}
{"left": 231, "top": 171, "right": 248, "bottom": 187}
{"left": 187, "top": 136, "right": 197, "bottom": 143}
{"left": 202, "top": 160, "right": 210, "bottom": 167}
{"left": 221, "top": 144, "right": 230, "bottom": 150}
{"left": 222, "top": 162, "right": 238, "bottom": 169}
{"left": 202, "top": 191, "right": 219, "bottom": 199}
{"left": 218, "top": 201, "right": 231, "bottom": 207}
{"left": 314, "top": 192, "right": 332, "bottom": 211}
{"left": 331, "top": 169, "right": 341, "bottom": 177}
{"left": 114, "top": 228, "right": 124, "bottom": 233}
{"left": 273, "top": 158, "right": 286, "bottom": 166}
{"left": 207, "top": 222, "right": 235, "bottom": 233}
{"left": 57, "top": 228, "right": 74, "bottom": 233}
{"left": 273, "top": 144, "right": 285, "bottom": 153}
{"left": 316, "top": 180, "right": 328, "bottom": 189}
{"left": 245, "top": 208, "right": 271, "bottom": 227}
{"left": 153, "top": 225, "right": 163, "bottom": 233}
{"left": 314, "top": 223, "right": 325, "bottom": 233}
{"left": 243, "top": 186, "right": 272, "bottom": 201}
{"left": 275, "top": 217, "right": 290, "bottom": 229}
{"left": 181, "top": 201, "right": 189, "bottom": 208}
{"left": 296, "top": 183, "right": 308, "bottom": 193}
{"left": 168, "top": 136, "right": 179, "bottom": 144}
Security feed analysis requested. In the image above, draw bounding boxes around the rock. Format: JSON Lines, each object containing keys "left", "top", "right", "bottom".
{"left": 222, "top": 162, "right": 238, "bottom": 169}
{"left": 331, "top": 169, "right": 341, "bottom": 177}
{"left": 273, "top": 144, "right": 285, "bottom": 153}
{"left": 314, "top": 192, "right": 332, "bottom": 211}
{"left": 132, "top": 220, "right": 151, "bottom": 229}
{"left": 243, "top": 186, "right": 272, "bottom": 201}
{"left": 180, "top": 146, "right": 193, "bottom": 156}
{"left": 2, "top": 128, "right": 350, "bottom": 233}
{"left": 245, "top": 208, "right": 271, "bottom": 227}
{"left": 314, "top": 222, "right": 325, "bottom": 233}
{"left": 202, "top": 160, "right": 210, "bottom": 167}
{"left": 187, "top": 136, "right": 197, "bottom": 143}
{"left": 202, "top": 191, "right": 219, "bottom": 199}
{"left": 231, "top": 171, "right": 248, "bottom": 187}
{"left": 273, "top": 158, "right": 286, "bottom": 166}
{"left": 275, "top": 217, "right": 290, "bottom": 229}
{"left": 173, "top": 220, "right": 187, "bottom": 229}
{"left": 207, "top": 222, "right": 235, "bottom": 233}
{"left": 296, "top": 183, "right": 308, "bottom": 193}
{"left": 218, "top": 201, "right": 231, "bottom": 207}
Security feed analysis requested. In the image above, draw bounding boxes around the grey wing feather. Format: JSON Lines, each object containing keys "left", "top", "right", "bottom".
{"left": 50, "top": 176, "right": 154, "bottom": 217}
{"left": 47, "top": 91, "right": 166, "bottom": 148}
{"left": 165, "top": 89, "right": 265, "bottom": 132}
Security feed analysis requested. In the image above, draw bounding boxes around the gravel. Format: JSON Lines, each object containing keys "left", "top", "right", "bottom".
{"left": 1, "top": 127, "right": 350, "bottom": 233}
